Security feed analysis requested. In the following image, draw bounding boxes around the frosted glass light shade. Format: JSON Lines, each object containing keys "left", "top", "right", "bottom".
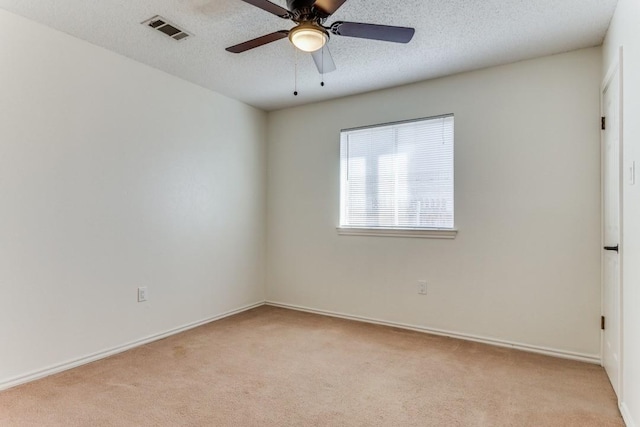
{"left": 289, "top": 26, "right": 327, "bottom": 52}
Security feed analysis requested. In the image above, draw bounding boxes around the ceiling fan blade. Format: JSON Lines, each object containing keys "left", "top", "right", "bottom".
{"left": 226, "top": 31, "right": 289, "bottom": 53}
{"left": 331, "top": 21, "right": 415, "bottom": 43}
{"left": 313, "top": 0, "right": 348, "bottom": 17}
{"left": 311, "top": 44, "right": 337, "bottom": 74}
{"left": 239, "top": 0, "right": 291, "bottom": 18}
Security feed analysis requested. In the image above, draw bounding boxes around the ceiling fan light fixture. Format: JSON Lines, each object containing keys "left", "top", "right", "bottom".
{"left": 289, "top": 24, "right": 327, "bottom": 52}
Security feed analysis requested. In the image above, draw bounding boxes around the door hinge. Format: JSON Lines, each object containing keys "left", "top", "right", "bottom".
{"left": 601, "top": 316, "right": 606, "bottom": 330}
{"left": 601, "top": 116, "right": 606, "bottom": 130}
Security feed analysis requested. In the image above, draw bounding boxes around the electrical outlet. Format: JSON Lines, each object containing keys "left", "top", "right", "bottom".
{"left": 418, "top": 280, "right": 428, "bottom": 295}
{"left": 138, "top": 287, "right": 148, "bottom": 302}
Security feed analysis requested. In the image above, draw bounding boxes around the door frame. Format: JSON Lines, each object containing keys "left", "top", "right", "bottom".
{"left": 600, "top": 46, "right": 624, "bottom": 402}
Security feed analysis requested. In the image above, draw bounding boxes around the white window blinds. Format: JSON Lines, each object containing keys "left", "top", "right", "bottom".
{"left": 340, "top": 115, "right": 454, "bottom": 229}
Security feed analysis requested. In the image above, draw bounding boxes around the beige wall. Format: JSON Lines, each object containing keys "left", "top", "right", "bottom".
{"left": 0, "top": 10, "right": 267, "bottom": 388}
{"left": 603, "top": 0, "right": 640, "bottom": 424}
{"left": 267, "top": 48, "right": 602, "bottom": 360}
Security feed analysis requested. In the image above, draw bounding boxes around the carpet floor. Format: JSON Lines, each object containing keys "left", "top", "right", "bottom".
{"left": 0, "top": 306, "right": 623, "bottom": 426}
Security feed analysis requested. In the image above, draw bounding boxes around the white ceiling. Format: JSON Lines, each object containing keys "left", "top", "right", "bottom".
{"left": 0, "top": 0, "right": 618, "bottom": 111}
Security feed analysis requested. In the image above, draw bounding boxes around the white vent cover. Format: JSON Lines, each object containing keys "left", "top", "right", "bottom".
{"left": 142, "top": 15, "right": 192, "bottom": 41}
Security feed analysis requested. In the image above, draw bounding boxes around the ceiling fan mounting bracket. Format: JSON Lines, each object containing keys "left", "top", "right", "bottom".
{"left": 329, "top": 21, "right": 342, "bottom": 35}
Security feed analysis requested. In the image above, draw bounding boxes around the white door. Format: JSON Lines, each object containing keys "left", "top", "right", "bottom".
{"left": 602, "top": 60, "right": 622, "bottom": 397}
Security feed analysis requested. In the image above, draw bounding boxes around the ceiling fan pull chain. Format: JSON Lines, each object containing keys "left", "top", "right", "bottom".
{"left": 321, "top": 46, "right": 325, "bottom": 87}
{"left": 294, "top": 46, "right": 299, "bottom": 96}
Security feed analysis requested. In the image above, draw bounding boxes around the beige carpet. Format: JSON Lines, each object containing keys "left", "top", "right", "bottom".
{"left": 0, "top": 306, "right": 623, "bottom": 426}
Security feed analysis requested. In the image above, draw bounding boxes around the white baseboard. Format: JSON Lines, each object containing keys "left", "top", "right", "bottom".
{"left": 265, "top": 301, "right": 601, "bottom": 365}
{"left": 2, "top": 300, "right": 604, "bottom": 393}
{"left": 0, "top": 301, "right": 265, "bottom": 392}
{"left": 621, "top": 402, "right": 636, "bottom": 427}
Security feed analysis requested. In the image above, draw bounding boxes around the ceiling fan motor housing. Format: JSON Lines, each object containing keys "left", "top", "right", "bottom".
{"left": 287, "top": 0, "right": 329, "bottom": 22}
{"left": 287, "top": 0, "right": 316, "bottom": 11}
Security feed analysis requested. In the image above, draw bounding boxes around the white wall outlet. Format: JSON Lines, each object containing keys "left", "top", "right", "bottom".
{"left": 418, "top": 280, "right": 428, "bottom": 295}
{"left": 138, "top": 287, "right": 148, "bottom": 302}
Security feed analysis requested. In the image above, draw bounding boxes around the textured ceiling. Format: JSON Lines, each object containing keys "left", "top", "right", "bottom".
{"left": 0, "top": 0, "right": 618, "bottom": 111}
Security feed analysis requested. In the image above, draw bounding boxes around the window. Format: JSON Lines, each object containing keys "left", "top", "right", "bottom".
{"left": 339, "top": 115, "right": 455, "bottom": 238}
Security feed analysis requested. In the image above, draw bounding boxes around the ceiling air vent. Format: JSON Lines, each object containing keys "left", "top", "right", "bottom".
{"left": 142, "top": 15, "right": 192, "bottom": 42}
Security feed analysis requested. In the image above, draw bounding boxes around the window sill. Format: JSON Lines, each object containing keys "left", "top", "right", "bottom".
{"left": 336, "top": 227, "right": 458, "bottom": 239}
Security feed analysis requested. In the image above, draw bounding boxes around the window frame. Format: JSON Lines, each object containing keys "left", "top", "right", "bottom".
{"left": 337, "top": 114, "right": 457, "bottom": 239}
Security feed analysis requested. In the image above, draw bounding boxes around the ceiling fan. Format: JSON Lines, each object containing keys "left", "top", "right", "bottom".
{"left": 225, "top": 0, "right": 415, "bottom": 74}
